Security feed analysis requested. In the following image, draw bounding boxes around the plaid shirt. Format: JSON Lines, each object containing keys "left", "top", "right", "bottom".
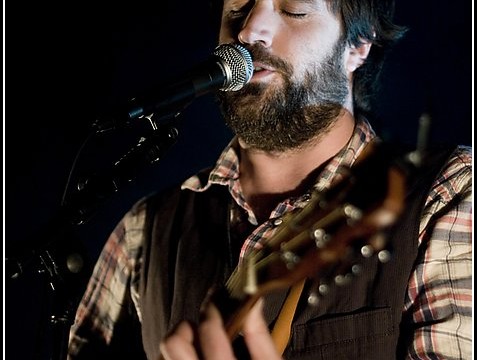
{"left": 68, "top": 119, "right": 472, "bottom": 359}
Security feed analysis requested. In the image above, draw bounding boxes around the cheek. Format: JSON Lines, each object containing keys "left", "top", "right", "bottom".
{"left": 282, "top": 30, "right": 332, "bottom": 62}
{"left": 285, "top": 43, "right": 322, "bottom": 77}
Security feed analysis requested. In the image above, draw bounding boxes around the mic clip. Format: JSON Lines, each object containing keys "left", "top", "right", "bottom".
{"left": 65, "top": 122, "right": 179, "bottom": 225}
{"left": 91, "top": 100, "right": 186, "bottom": 134}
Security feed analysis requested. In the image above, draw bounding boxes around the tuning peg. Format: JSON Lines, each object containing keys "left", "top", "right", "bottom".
{"left": 318, "top": 283, "right": 330, "bottom": 295}
{"left": 377, "top": 249, "right": 392, "bottom": 263}
{"left": 334, "top": 273, "right": 353, "bottom": 286}
{"left": 360, "top": 244, "right": 374, "bottom": 258}
{"left": 351, "top": 264, "right": 362, "bottom": 275}
{"left": 312, "top": 228, "right": 331, "bottom": 248}
{"left": 280, "top": 249, "right": 301, "bottom": 270}
{"left": 343, "top": 203, "right": 363, "bottom": 225}
{"left": 307, "top": 282, "right": 331, "bottom": 306}
{"left": 307, "top": 292, "right": 320, "bottom": 306}
{"left": 360, "top": 243, "right": 392, "bottom": 264}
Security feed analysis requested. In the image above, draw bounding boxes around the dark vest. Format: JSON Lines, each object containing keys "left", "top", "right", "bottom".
{"left": 138, "top": 147, "right": 455, "bottom": 360}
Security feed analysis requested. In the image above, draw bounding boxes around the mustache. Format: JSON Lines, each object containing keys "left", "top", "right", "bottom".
{"left": 245, "top": 44, "right": 293, "bottom": 77}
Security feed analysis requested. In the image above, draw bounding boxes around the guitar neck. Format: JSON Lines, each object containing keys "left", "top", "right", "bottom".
{"left": 207, "top": 284, "right": 261, "bottom": 340}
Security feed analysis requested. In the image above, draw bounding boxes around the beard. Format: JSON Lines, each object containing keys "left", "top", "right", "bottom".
{"left": 217, "top": 40, "right": 349, "bottom": 152}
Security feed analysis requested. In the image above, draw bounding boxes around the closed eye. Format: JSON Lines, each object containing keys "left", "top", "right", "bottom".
{"left": 226, "top": 1, "right": 254, "bottom": 20}
{"left": 281, "top": 10, "right": 308, "bottom": 18}
{"left": 229, "top": 9, "right": 248, "bottom": 18}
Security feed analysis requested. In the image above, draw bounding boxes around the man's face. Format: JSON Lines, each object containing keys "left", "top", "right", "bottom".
{"left": 217, "top": 0, "right": 352, "bottom": 152}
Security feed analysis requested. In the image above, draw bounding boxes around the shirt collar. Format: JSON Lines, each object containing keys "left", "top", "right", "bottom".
{"left": 182, "top": 117, "right": 376, "bottom": 193}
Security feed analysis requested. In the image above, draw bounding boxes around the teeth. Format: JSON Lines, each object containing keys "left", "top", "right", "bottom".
{"left": 254, "top": 66, "right": 263, "bottom": 71}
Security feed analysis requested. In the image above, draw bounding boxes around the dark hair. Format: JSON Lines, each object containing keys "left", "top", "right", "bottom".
{"left": 324, "top": 0, "right": 407, "bottom": 116}
{"left": 209, "top": 0, "right": 407, "bottom": 116}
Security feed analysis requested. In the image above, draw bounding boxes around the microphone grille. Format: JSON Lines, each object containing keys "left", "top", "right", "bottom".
{"left": 213, "top": 43, "right": 253, "bottom": 91}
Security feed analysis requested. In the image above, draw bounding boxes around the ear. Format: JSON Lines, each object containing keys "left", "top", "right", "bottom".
{"left": 345, "top": 39, "right": 372, "bottom": 73}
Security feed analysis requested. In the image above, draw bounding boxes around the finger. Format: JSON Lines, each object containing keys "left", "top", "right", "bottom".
{"left": 242, "top": 299, "right": 283, "bottom": 360}
{"left": 160, "top": 321, "right": 200, "bottom": 360}
{"left": 198, "top": 302, "right": 237, "bottom": 360}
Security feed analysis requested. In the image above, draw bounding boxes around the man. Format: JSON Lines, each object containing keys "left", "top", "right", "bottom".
{"left": 67, "top": 0, "right": 472, "bottom": 359}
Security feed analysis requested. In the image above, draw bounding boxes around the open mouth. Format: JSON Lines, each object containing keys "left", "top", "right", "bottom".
{"left": 251, "top": 62, "right": 275, "bottom": 79}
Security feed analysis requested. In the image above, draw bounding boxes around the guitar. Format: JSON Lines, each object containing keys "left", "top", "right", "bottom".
{"left": 207, "top": 139, "right": 410, "bottom": 343}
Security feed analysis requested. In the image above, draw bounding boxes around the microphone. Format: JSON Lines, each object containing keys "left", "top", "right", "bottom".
{"left": 94, "top": 43, "right": 253, "bottom": 132}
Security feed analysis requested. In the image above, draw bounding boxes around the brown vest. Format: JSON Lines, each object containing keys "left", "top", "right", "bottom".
{"left": 138, "top": 146, "right": 455, "bottom": 360}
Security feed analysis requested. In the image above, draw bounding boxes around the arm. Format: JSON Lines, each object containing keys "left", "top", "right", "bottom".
{"left": 67, "top": 201, "right": 147, "bottom": 359}
{"left": 405, "top": 146, "right": 472, "bottom": 359}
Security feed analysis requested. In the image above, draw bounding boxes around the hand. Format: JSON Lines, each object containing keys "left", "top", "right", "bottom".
{"left": 159, "top": 298, "right": 282, "bottom": 360}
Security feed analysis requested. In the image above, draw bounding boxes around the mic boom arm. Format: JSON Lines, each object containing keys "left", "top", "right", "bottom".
{"left": 92, "top": 43, "right": 253, "bottom": 133}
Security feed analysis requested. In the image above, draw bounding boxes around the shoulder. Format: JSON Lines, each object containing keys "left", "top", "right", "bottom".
{"left": 442, "top": 145, "right": 472, "bottom": 173}
{"left": 430, "top": 145, "right": 472, "bottom": 202}
{"left": 417, "top": 145, "right": 472, "bottom": 243}
{"left": 124, "top": 184, "right": 185, "bottom": 227}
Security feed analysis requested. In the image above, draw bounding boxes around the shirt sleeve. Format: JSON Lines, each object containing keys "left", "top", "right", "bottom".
{"left": 405, "top": 146, "right": 472, "bottom": 359}
{"left": 67, "top": 199, "right": 147, "bottom": 359}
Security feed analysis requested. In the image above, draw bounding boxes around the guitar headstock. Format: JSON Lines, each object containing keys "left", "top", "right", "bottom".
{"left": 226, "top": 139, "right": 408, "bottom": 302}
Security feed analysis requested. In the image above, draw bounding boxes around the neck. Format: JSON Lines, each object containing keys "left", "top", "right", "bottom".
{"left": 239, "top": 110, "right": 356, "bottom": 221}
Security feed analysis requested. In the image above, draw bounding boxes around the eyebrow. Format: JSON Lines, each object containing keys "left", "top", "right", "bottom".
{"left": 287, "top": 0, "right": 326, "bottom": 10}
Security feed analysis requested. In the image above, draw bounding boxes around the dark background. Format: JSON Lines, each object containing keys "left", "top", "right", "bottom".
{"left": 5, "top": 1, "right": 472, "bottom": 359}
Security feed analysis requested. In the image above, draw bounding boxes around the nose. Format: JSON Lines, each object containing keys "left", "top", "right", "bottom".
{"left": 238, "top": 2, "right": 275, "bottom": 48}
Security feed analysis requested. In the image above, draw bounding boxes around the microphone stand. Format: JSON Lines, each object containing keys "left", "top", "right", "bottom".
{"left": 7, "top": 115, "right": 180, "bottom": 360}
